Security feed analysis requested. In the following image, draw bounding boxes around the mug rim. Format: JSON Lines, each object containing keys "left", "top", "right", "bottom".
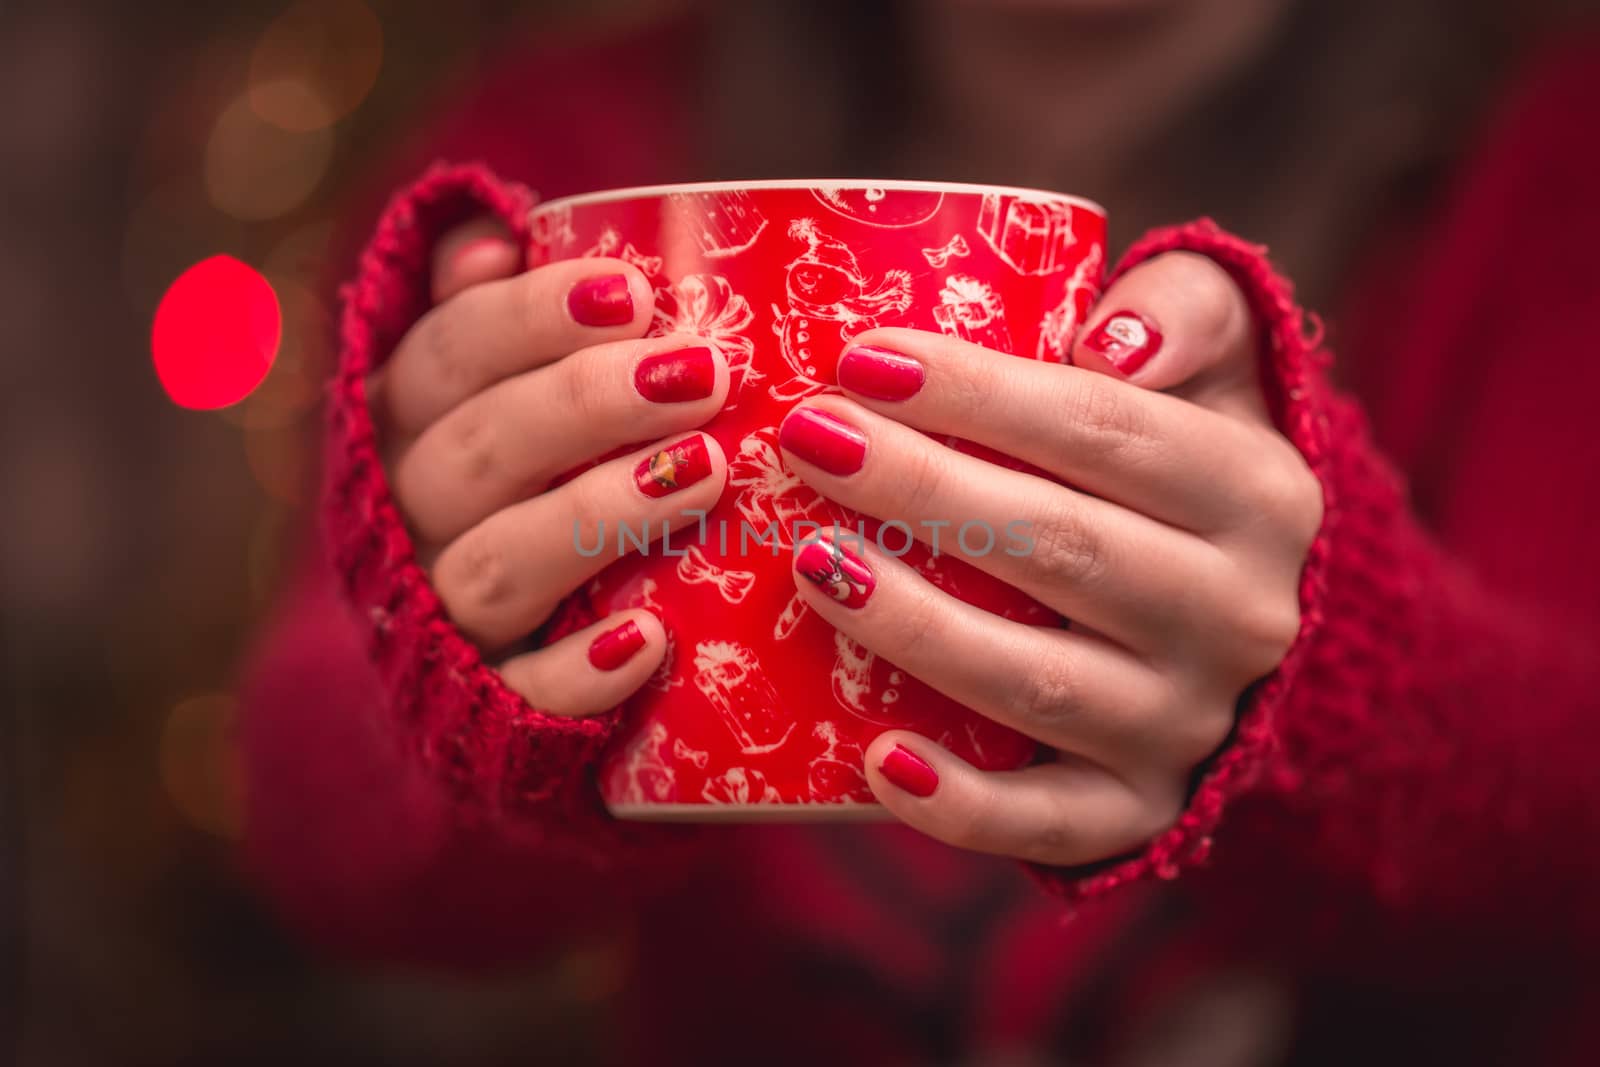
{"left": 530, "top": 178, "right": 1105, "bottom": 217}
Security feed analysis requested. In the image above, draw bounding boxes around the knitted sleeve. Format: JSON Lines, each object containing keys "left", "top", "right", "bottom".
{"left": 1028, "top": 218, "right": 1600, "bottom": 974}
{"left": 236, "top": 163, "right": 704, "bottom": 968}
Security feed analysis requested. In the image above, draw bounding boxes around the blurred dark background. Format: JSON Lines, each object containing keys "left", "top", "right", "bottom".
{"left": 1, "top": 2, "right": 643, "bottom": 1063}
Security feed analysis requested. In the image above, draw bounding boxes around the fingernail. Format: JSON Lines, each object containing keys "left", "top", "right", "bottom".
{"left": 779, "top": 408, "right": 867, "bottom": 475}
{"left": 879, "top": 744, "right": 938, "bottom": 797}
{"left": 588, "top": 620, "right": 645, "bottom": 670}
{"left": 1081, "top": 311, "right": 1163, "bottom": 377}
{"left": 838, "top": 345, "right": 925, "bottom": 401}
{"left": 795, "top": 537, "right": 875, "bottom": 608}
{"left": 634, "top": 434, "right": 712, "bottom": 498}
{"left": 453, "top": 235, "right": 516, "bottom": 272}
{"left": 568, "top": 273, "right": 634, "bottom": 326}
{"left": 634, "top": 345, "right": 716, "bottom": 403}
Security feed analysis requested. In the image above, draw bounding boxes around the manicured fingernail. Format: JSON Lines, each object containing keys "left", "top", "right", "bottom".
{"left": 838, "top": 344, "right": 925, "bottom": 401}
{"left": 634, "top": 345, "right": 715, "bottom": 403}
{"left": 879, "top": 744, "right": 938, "bottom": 797}
{"left": 779, "top": 408, "right": 867, "bottom": 475}
{"left": 588, "top": 620, "right": 645, "bottom": 670}
{"left": 634, "top": 434, "right": 712, "bottom": 498}
{"left": 795, "top": 537, "right": 875, "bottom": 608}
{"left": 568, "top": 273, "right": 634, "bottom": 326}
{"left": 1081, "top": 311, "right": 1163, "bottom": 377}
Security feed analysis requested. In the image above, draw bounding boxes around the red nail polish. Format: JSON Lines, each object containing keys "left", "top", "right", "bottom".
{"left": 838, "top": 345, "right": 925, "bottom": 401}
{"left": 568, "top": 274, "right": 634, "bottom": 327}
{"left": 634, "top": 345, "right": 715, "bottom": 403}
{"left": 779, "top": 408, "right": 867, "bottom": 475}
{"left": 795, "top": 538, "right": 875, "bottom": 608}
{"left": 634, "top": 435, "right": 712, "bottom": 498}
{"left": 1080, "top": 311, "right": 1162, "bottom": 377}
{"left": 588, "top": 620, "right": 645, "bottom": 670}
{"left": 879, "top": 744, "right": 938, "bottom": 797}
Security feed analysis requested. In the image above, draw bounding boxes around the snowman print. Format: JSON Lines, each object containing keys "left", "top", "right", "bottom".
{"left": 769, "top": 218, "right": 914, "bottom": 400}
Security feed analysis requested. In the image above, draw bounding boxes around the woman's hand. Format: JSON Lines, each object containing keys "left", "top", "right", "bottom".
{"left": 369, "top": 218, "right": 730, "bottom": 714}
{"left": 779, "top": 252, "right": 1323, "bottom": 866}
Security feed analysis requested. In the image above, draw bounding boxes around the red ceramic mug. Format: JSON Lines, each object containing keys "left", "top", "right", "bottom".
{"left": 527, "top": 180, "right": 1106, "bottom": 820}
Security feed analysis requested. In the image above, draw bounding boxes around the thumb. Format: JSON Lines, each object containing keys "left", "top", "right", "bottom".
{"left": 1072, "top": 251, "right": 1267, "bottom": 425}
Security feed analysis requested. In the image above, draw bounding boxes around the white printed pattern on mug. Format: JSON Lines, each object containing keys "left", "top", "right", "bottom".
{"left": 611, "top": 721, "right": 677, "bottom": 805}
{"left": 768, "top": 218, "right": 913, "bottom": 399}
{"left": 811, "top": 185, "right": 946, "bottom": 228}
{"left": 807, "top": 720, "right": 867, "bottom": 800}
{"left": 692, "top": 639, "right": 795, "bottom": 754}
{"left": 830, "top": 630, "right": 906, "bottom": 726}
{"left": 667, "top": 190, "right": 769, "bottom": 258}
{"left": 650, "top": 273, "right": 762, "bottom": 409}
{"left": 676, "top": 544, "right": 757, "bottom": 604}
{"left": 584, "top": 223, "right": 664, "bottom": 278}
{"left": 727, "top": 426, "right": 850, "bottom": 640}
{"left": 700, "top": 766, "right": 783, "bottom": 804}
{"left": 1036, "top": 244, "right": 1104, "bottom": 363}
{"left": 921, "top": 233, "right": 971, "bottom": 268}
{"left": 933, "top": 273, "right": 1015, "bottom": 353}
{"left": 977, "top": 193, "right": 1081, "bottom": 276}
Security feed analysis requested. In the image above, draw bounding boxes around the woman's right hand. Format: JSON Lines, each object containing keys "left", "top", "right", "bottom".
{"left": 366, "top": 218, "right": 730, "bottom": 715}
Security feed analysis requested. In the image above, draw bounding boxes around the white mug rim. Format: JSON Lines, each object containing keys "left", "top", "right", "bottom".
{"left": 530, "top": 178, "right": 1105, "bottom": 218}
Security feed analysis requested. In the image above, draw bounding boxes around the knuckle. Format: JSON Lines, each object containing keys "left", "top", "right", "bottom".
{"left": 556, "top": 348, "right": 601, "bottom": 424}
{"left": 521, "top": 267, "right": 562, "bottom": 342}
{"left": 1027, "top": 499, "right": 1107, "bottom": 592}
{"left": 445, "top": 407, "right": 500, "bottom": 488}
{"left": 939, "top": 801, "right": 990, "bottom": 853}
{"left": 435, "top": 531, "right": 515, "bottom": 620}
{"left": 895, "top": 442, "right": 949, "bottom": 518}
{"left": 891, "top": 588, "right": 944, "bottom": 657}
{"left": 417, "top": 307, "right": 471, "bottom": 396}
{"left": 938, "top": 358, "right": 993, "bottom": 420}
{"left": 1243, "top": 439, "right": 1324, "bottom": 546}
{"left": 1021, "top": 822, "right": 1079, "bottom": 865}
{"left": 1063, "top": 374, "right": 1152, "bottom": 463}
{"left": 1229, "top": 588, "right": 1302, "bottom": 678}
{"left": 1010, "top": 662, "right": 1082, "bottom": 736}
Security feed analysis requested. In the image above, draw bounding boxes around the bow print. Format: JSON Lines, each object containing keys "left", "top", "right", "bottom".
{"left": 676, "top": 544, "right": 758, "bottom": 604}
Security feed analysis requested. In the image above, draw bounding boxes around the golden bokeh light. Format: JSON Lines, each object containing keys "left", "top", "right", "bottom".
{"left": 249, "top": 0, "right": 383, "bottom": 132}
{"left": 244, "top": 418, "right": 313, "bottom": 506}
{"left": 159, "top": 693, "right": 244, "bottom": 839}
{"left": 204, "top": 93, "right": 333, "bottom": 221}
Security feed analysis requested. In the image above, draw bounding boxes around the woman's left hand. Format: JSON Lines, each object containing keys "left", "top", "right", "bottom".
{"left": 779, "top": 251, "right": 1323, "bottom": 866}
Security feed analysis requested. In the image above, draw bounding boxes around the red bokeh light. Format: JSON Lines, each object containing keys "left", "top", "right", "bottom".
{"left": 152, "top": 255, "right": 281, "bottom": 409}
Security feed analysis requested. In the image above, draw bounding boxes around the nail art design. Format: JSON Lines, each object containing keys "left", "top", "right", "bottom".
{"left": 837, "top": 345, "right": 925, "bottom": 401}
{"left": 568, "top": 273, "right": 634, "bottom": 326}
{"left": 634, "top": 345, "right": 716, "bottom": 403}
{"left": 1081, "top": 311, "right": 1162, "bottom": 376}
{"left": 795, "top": 538, "right": 875, "bottom": 608}
{"left": 634, "top": 435, "right": 713, "bottom": 498}
{"left": 879, "top": 744, "right": 938, "bottom": 797}
{"left": 778, "top": 407, "right": 867, "bottom": 475}
{"left": 589, "top": 620, "right": 645, "bottom": 670}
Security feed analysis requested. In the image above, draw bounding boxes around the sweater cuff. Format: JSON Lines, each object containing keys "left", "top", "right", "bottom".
{"left": 1027, "top": 219, "right": 1337, "bottom": 904}
{"left": 322, "top": 161, "right": 622, "bottom": 850}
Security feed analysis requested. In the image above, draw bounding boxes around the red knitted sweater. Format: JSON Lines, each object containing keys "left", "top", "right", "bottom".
{"left": 237, "top": 18, "right": 1600, "bottom": 1065}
